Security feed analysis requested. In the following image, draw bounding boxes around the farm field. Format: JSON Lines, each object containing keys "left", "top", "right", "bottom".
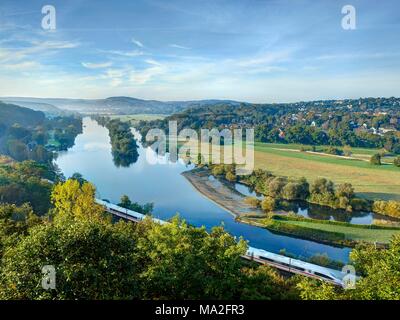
{"left": 253, "top": 142, "right": 400, "bottom": 201}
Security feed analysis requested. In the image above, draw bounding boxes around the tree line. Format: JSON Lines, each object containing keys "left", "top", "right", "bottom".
{"left": 0, "top": 102, "right": 82, "bottom": 163}
{"left": 208, "top": 164, "right": 400, "bottom": 218}
{"left": 94, "top": 116, "right": 139, "bottom": 167}
{"left": 0, "top": 170, "right": 399, "bottom": 299}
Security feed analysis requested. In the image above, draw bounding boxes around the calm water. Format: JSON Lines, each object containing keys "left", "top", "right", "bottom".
{"left": 56, "top": 117, "right": 351, "bottom": 262}
{"left": 235, "top": 181, "right": 399, "bottom": 225}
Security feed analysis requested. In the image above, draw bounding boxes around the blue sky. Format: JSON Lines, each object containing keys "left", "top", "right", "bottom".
{"left": 0, "top": 0, "right": 399, "bottom": 102}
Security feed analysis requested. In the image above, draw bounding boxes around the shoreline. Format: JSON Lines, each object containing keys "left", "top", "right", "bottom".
{"left": 181, "top": 167, "right": 265, "bottom": 219}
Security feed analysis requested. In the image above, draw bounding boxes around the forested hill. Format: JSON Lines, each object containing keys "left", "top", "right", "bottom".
{"left": 137, "top": 98, "right": 400, "bottom": 151}
{"left": 0, "top": 101, "right": 82, "bottom": 163}
{"left": 0, "top": 101, "right": 45, "bottom": 128}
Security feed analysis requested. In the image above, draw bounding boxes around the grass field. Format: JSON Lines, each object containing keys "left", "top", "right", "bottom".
{"left": 109, "top": 114, "right": 166, "bottom": 123}
{"left": 280, "top": 220, "right": 400, "bottom": 243}
{"left": 253, "top": 142, "right": 400, "bottom": 201}
{"left": 243, "top": 215, "right": 400, "bottom": 245}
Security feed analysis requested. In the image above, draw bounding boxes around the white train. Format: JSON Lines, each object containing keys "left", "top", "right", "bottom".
{"left": 245, "top": 247, "right": 345, "bottom": 286}
{"left": 96, "top": 198, "right": 346, "bottom": 287}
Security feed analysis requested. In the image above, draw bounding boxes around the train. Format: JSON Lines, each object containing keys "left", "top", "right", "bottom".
{"left": 96, "top": 198, "right": 346, "bottom": 287}
{"left": 245, "top": 247, "right": 345, "bottom": 286}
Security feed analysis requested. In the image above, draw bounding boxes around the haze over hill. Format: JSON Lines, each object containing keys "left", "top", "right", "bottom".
{"left": 0, "top": 96, "right": 242, "bottom": 115}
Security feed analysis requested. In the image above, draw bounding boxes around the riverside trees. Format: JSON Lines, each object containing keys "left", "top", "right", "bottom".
{"left": 0, "top": 178, "right": 294, "bottom": 300}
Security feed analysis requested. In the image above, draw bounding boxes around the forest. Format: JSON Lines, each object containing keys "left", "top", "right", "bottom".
{"left": 0, "top": 102, "right": 82, "bottom": 163}
{"left": 94, "top": 116, "right": 139, "bottom": 167}
{"left": 0, "top": 162, "right": 399, "bottom": 299}
{"left": 137, "top": 97, "right": 400, "bottom": 153}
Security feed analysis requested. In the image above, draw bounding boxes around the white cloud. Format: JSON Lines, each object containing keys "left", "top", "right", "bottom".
{"left": 82, "top": 61, "right": 113, "bottom": 69}
{"left": 129, "top": 65, "right": 166, "bottom": 85}
{"left": 237, "top": 50, "right": 292, "bottom": 67}
{"left": 169, "top": 44, "right": 191, "bottom": 50}
{"left": 131, "top": 38, "right": 144, "bottom": 48}
{"left": 2, "top": 61, "right": 41, "bottom": 71}
{"left": 145, "top": 59, "right": 162, "bottom": 66}
{"left": 102, "top": 49, "right": 144, "bottom": 57}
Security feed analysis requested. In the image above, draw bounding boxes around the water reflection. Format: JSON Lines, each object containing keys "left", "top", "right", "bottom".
{"left": 56, "top": 117, "right": 352, "bottom": 263}
{"left": 235, "top": 182, "right": 399, "bottom": 225}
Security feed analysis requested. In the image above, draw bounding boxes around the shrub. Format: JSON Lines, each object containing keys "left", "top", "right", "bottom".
{"left": 394, "top": 156, "right": 400, "bottom": 168}
{"left": 244, "top": 197, "right": 260, "bottom": 208}
{"left": 261, "top": 197, "right": 276, "bottom": 212}
{"left": 372, "top": 200, "right": 400, "bottom": 218}
{"left": 225, "top": 171, "right": 237, "bottom": 182}
{"left": 325, "top": 146, "right": 343, "bottom": 155}
{"left": 370, "top": 153, "right": 381, "bottom": 165}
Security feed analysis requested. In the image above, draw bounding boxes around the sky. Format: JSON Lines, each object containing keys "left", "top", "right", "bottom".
{"left": 0, "top": 0, "right": 399, "bottom": 103}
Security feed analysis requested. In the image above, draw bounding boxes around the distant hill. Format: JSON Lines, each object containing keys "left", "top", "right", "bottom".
{"left": 0, "top": 96, "right": 242, "bottom": 115}
{"left": 0, "top": 98, "right": 72, "bottom": 116}
{"left": 0, "top": 101, "right": 45, "bottom": 128}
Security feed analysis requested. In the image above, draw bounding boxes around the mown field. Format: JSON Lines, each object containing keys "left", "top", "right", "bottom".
{"left": 253, "top": 142, "right": 400, "bottom": 201}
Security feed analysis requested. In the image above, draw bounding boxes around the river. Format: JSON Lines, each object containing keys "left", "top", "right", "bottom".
{"left": 55, "top": 117, "right": 352, "bottom": 263}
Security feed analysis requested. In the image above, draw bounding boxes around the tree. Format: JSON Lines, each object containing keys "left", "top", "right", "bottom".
{"left": 225, "top": 171, "right": 237, "bottom": 182}
{"left": 267, "top": 177, "right": 287, "bottom": 198}
{"left": 0, "top": 203, "right": 41, "bottom": 257}
{"left": 394, "top": 156, "right": 400, "bottom": 168}
{"left": 310, "top": 178, "right": 334, "bottom": 196}
{"left": 135, "top": 216, "right": 248, "bottom": 299}
{"left": 0, "top": 219, "right": 139, "bottom": 300}
{"left": 70, "top": 172, "right": 87, "bottom": 186}
{"left": 343, "top": 145, "right": 352, "bottom": 157}
{"left": 370, "top": 153, "right": 381, "bottom": 165}
{"left": 244, "top": 197, "right": 260, "bottom": 208}
{"left": 119, "top": 194, "right": 132, "bottom": 208}
{"left": 335, "top": 183, "right": 354, "bottom": 199}
{"left": 51, "top": 179, "right": 105, "bottom": 223}
{"left": 118, "top": 195, "right": 154, "bottom": 214}
{"left": 297, "top": 235, "right": 400, "bottom": 300}
{"left": 239, "top": 266, "right": 299, "bottom": 300}
{"left": 261, "top": 197, "right": 276, "bottom": 212}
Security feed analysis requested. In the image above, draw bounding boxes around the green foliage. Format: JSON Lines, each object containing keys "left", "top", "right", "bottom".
{"left": 0, "top": 102, "right": 82, "bottom": 163}
{"left": 297, "top": 235, "right": 400, "bottom": 300}
{"left": 51, "top": 179, "right": 106, "bottom": 223}
{"left": 394, "top": 156, "right": 400, "bottom": 167}
{"left": 0, "top": 203, "right": 41, "bottom": 257}
{"left": 372, "top": 200, "right": 400, "bottom": 218}
{"left": 0, "top": 219, "right": 139, "bottom": 299}
{"left": 243, "top": 197, "right": 260, "bottom": 208}
{"left": 0, "top": 161, "right": 54, "bottom": 214}
{"left": 118, "top": 194, "right": 154, "bottom": 214}
{"left": 324, "top": 146, "right": 343, "bottom": 155}
{"left": 135, "top": 217, "right": 248, "bottom": 299}
{"left": 261, "top": 197, "right": 276, "bottom": 212}
{"left": 370, "top": 153, "right": 382, "bottom": 165}
{"left": 94, "top": 117, "right": 139, "bottom": 167}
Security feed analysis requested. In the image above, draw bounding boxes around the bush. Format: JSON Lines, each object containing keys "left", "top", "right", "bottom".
{"left": 261, "top": 197, "right": 276, "bottom": 212}
{"left": 394, "top": 156, "right": 400, "bottom": 168}
{"left": 325, "top": 146, "right": 343, "bottom": 155}
{"left": 225, "top": 171, "right": 237, "bottom": 182}
{"left": 244, "top": 197, "right": 260, "bottom": 208}
{"left": 370, "top": 153, "right": 381, "bottom": 165}
{"left": 372, "top": 200, "right": 400, "bottom": 218}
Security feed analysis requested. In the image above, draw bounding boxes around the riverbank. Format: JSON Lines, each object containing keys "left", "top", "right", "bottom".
{"left": 238, "top": 214, "right": 400, "bottom": 248}
{"left": 182, "top": 167, "right": 400, "bottom": 248}
{"left": 181, "top": 167, "right": 266, "bottom": 218}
